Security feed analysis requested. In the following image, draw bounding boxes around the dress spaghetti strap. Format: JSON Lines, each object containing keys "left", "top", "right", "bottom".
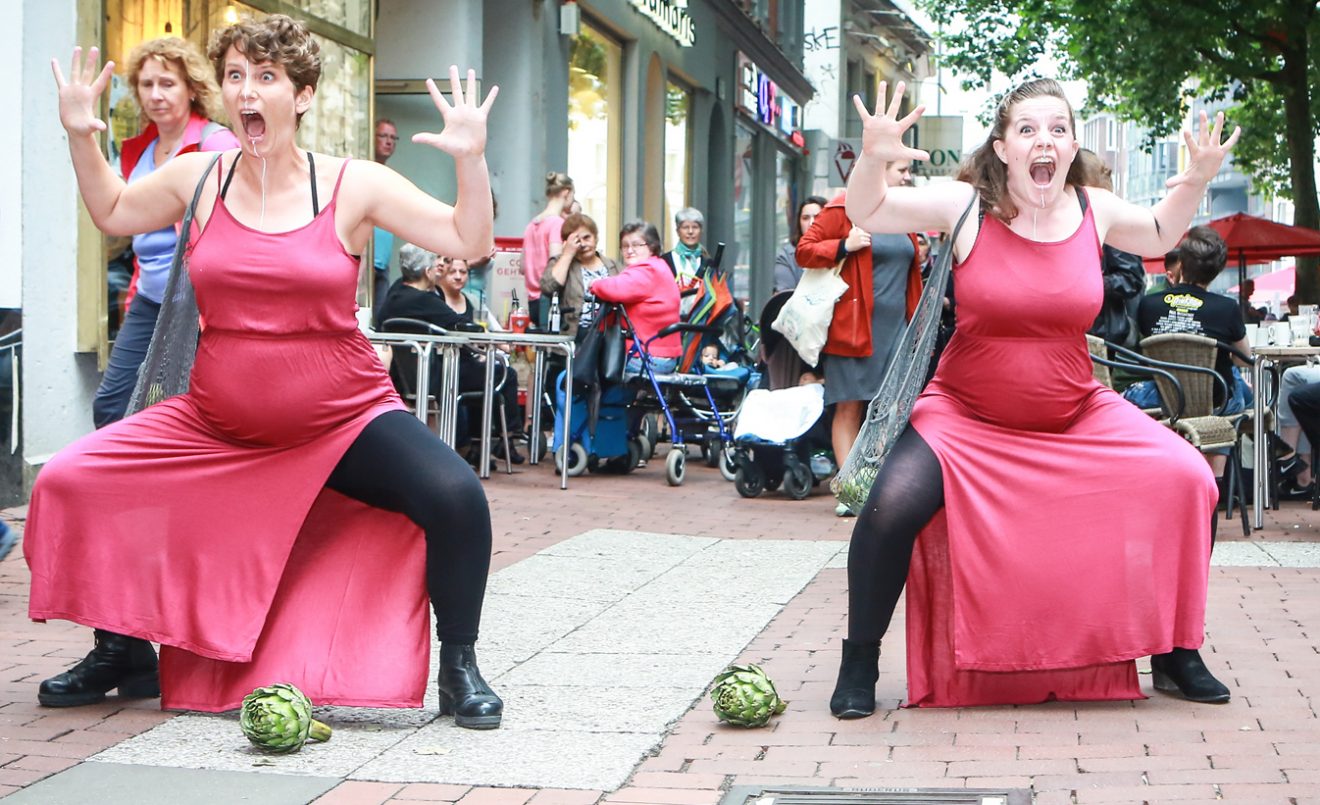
{"left": 330, "top": 158, "right": 352, "bottom": 204}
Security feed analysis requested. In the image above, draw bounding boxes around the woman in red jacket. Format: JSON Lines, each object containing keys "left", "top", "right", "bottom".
{"left": 590, "top": 221, "right": 682, "bottom": 377}
{"left": 796, "top": 163, "right": 922, "bottom": 514}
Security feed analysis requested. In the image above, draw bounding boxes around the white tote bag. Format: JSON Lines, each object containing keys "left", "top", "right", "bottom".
{"left": 770, "top": 261, "right": 848, "bottom": 366}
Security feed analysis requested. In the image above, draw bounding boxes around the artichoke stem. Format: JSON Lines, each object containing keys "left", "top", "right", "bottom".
{"left": 308, "top": 720, "right": 333, "bottom": 742}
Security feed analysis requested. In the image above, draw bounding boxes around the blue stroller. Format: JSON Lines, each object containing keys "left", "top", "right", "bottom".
{"left": 620, "top": 310, "right": 742, "bottom": 486}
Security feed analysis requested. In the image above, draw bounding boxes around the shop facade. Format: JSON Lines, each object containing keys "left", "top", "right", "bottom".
{"left": 480, "top": 0, "right": 813, "bottom": 315}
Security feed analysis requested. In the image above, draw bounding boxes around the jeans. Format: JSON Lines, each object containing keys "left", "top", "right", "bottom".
{"left": 93, "top": 295, "right": 161, "bottom": 428}
{"left": 1122, "top": 366, "right": 1254, "bottom": 415}
{"left": 624, "top": 355, "right": 678, "bottom": 381}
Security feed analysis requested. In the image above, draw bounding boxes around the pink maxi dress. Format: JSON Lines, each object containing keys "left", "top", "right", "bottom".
{"left": 903, "top": 193, "right": 1217, "bottom": 707}
{"left": 26, "top": 158, "right": 433, "bottom": 712}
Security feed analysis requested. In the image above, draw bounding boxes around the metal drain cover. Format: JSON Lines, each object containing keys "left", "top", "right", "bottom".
{"left": 720, "top": 786, "right": 1032, "bottom": 805}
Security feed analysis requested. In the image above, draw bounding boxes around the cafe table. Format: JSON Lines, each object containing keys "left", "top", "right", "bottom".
{"left": 1251, "top": 344, "right": 1320, "bottom": 527}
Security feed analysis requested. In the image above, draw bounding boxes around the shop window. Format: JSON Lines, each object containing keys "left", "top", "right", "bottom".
{"left": 662, "top": 82, "right": 692, "bottom": 252}
{"left": 87, "top": 0, "right": 373, "bottom": 360}
{"left": 775, "top": 149, "right": 794, "bottom": 254}
{"left": 732, "top": 122, "right": 756, "bottom": 300}
{"left": 568, "top": 25, "right": 623, "bottom": 253}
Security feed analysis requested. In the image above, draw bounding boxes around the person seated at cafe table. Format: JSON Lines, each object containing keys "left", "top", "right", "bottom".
{"left": 1124, "top": 227, "right": 1253, "bottom": 495}
{"left": 1125, "top": 226, "right": 1254, "bottom": 419}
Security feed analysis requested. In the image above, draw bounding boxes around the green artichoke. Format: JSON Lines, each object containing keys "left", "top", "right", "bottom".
{"left": 710, "top": 664, "right": 787, "bottom": 728}
{"left": 239, "top": 683, "right": 332, "bottom": 753}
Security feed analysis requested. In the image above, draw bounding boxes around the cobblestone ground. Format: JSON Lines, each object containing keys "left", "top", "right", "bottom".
{"left": 2, "top": 448, "right": 1318, "bottom": 804}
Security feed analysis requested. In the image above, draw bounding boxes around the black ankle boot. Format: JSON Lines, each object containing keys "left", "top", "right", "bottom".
{"left": 829, "top": 638, "right": 880, "bottom": 719}
{"left": 437, "top": 643, "right": 502, "bottom": 729}
{"left": 38, "top": 629, "right": 160, "bottom": 707}
{"left": 1150, "top": 648, "right": 1230, "bottom": 704}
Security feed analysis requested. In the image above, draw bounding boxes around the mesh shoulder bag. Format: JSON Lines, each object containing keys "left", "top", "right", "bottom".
{"left": 831, "top": 194, "right": 976, "bottom": 513}
{"left": 125, "top": 153, "right": 222, "bottom": 415}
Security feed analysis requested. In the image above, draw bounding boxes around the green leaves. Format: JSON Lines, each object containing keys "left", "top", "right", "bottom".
{"left": 239, "top": 683, "right": 332, "bottom": 754}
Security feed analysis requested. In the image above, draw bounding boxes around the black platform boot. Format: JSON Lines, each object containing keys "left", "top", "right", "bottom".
{"left": 829, "top": 638, "right": 880, "bottom": 719}
{"left": 38, "top": 629, "right": 160, "bottom": 707}
{"left": 437, "top": 643, "right": 503, "bottom": 729}
{"left": 1150, "top": 647, "right": 1230, "bottom": 704}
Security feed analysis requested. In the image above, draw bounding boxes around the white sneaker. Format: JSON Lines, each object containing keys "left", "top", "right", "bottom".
{"left": 835, "top": 502, "right": 855, "bottom": 518}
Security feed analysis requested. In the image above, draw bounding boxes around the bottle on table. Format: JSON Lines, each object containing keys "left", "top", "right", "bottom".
{"left": 548, "top": 293, "right": 562, "bottom": 334}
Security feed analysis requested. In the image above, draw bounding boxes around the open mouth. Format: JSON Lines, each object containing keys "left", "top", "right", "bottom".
{"left": 1030, "top": 157, "right": 1055, "bottom": 186}
{"left": 240, "top": 110, "right": 266, "bottom": 143}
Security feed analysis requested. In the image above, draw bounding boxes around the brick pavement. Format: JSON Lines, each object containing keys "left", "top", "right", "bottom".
{"left": 2, "top": 456, "right": 1319, "bottom": 803}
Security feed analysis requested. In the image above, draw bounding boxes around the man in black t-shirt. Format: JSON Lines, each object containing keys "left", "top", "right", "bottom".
{"left": 1131, "top": 226, "right": 1252, "bottom": 413}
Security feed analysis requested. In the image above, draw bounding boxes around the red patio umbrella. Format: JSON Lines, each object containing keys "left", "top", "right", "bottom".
{"left": 1143, "top": 213, "right": 1320, "bottom": 311}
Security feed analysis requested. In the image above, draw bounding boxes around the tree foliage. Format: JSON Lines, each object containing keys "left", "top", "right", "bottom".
{"left": 921, "top": 0, "right": 1319, "bottom": 199}
{"left": 921, "top": 0, "right": 1320, "bottom": 295}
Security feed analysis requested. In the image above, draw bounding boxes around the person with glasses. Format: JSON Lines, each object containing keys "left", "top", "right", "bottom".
{"left": 590, "top": 221, "right": 681, "bottom": 378}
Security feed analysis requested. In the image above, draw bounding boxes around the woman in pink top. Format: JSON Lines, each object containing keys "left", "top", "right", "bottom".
{"left": 521, "top": 171, "right": 574, "bottom": 327}
{"left": 31, "top": 15, "right": 504, "bottom": 728}
{"left": 828, "top": 78, "right": 1241, "bottom": 719}
{"left": 590, "top": 220, "right": 681, "bottom": 377}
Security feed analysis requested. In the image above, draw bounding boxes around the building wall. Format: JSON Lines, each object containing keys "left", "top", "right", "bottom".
{"left": 20, "top": 0, "right": 105, "bottom": 491}
{"left": 0, "top": 2, "right": 23, "bottom": 310}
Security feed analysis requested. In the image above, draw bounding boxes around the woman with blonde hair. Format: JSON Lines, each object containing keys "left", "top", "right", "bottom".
{"left": 95, "top": 37, "right": 239, "bottom": 427}
{"left": 522, "top": 171, "right": 575, "bottom": 327}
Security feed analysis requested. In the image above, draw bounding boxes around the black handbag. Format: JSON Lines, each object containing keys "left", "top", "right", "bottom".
{"left": 573, "top": 304, "right": 626, "bottom": 386}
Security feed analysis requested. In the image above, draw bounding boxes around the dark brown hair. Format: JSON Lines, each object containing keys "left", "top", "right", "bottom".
{"left": 209, "top": 14, "right": 322, "bottom": 119}
{"left": 620, "top": 220, "right": 662, "bottom": 258}
{"left": 561, "top": 212, "right": 598, "bottom": 241}
{"left": 1177, "top": 226, "right": 1228, "bottom": 286}
{"left": 955, "top": 78, "right": 1085, "bottom": 223}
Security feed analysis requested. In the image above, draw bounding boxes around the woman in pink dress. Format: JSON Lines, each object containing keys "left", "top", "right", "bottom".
{"left": 829, "top": 78, "right": 1241, "bottom": 718}
{"left": 29, "top": 15, "right": 504, "bottom": 729}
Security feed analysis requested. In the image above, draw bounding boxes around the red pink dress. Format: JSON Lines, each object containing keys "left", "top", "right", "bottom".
{"left": 25, "top": 158, "right": 432, "bottom": 712}
{"left": 904, "top": 194, "right": 1216, "bottom": 706}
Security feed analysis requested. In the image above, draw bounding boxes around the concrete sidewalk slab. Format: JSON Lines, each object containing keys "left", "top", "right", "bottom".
{"left": 1, "top": 761, "right": 339, "bottom": 804}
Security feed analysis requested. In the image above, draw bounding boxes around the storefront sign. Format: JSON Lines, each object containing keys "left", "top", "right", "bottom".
{"left": 828, "top": 139, "right": 860, "bottom": 186}
{"left": 736, "top": 53, "right": 803, "bottom": 146}
{"left": 628, "top": 0, "right": 696, "bottom": 47}
{"left": 910, "top": 116, "right": 965, "bottom": 177}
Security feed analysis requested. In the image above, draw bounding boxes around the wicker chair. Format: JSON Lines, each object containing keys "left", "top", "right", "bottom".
{"left": 1122, "top": 333, "right": 1255, "bottom": 535}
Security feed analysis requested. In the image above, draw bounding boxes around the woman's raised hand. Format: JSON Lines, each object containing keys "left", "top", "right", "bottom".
{"left": 413, "top": 66, "right": 499, "bottom": 160}
{"left": 1166, "top": 110, "right": 1241, "bottom": 189}
{"left": 51, "top": 47, "right": 115, "bottom": 137}
{"left": 851, "top": 81, "right": 929, "bottom": 163}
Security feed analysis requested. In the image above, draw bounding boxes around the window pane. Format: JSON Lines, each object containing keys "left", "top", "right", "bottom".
{"left": 204, "top": 2, "right": 371, "bottom": 159}
{"left": 568, "top": 26, "right": 623, "bottom": 251}
{"left": 775, "top": 149, "right": 793, "bottom": 254}
{"left": 663, "top": 83, "right": 691, "bottom": 253}
{"left": 732, "top": 123, "right": 756, "bottom": 300}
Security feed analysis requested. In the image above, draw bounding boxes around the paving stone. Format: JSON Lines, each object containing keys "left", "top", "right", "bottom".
{"left": 92, "top": 711, "right": 416, "bottom": 778}
{"left": 0, "top": 761, "right": 339, "bottom": 804}
{"left": 352, "top": 726, "right": 662, "bottom": 791}
{"left": 539, "top": 530, "right": 715, "bottom": 563}
{"left": 499, "top": 652, "right": 731, "bottom": 690}
{"left": 496, "top": 684, "right": 697, "bottom": 733}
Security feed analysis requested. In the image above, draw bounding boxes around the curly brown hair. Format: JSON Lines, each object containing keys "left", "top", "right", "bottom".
{"left": 126, "top": 37, "right": 223, "bottom": 123}
{"left": 955, "top": 78, "right": 1085, "bottom": 223}
{"left": 208, "top": 14, "right": 321, "bottom": 118}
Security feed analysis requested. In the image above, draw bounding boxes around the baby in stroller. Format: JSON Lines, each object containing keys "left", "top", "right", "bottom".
{"left": 731, "top": 291, "right": 834, "bottom": 499}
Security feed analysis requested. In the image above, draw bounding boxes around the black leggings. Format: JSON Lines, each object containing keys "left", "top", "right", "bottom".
{"left": 847, "top": 426, "right": 943, "bottom": 641}
{"left": 324, "top": 410, "right": 492, "bottom": 644}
